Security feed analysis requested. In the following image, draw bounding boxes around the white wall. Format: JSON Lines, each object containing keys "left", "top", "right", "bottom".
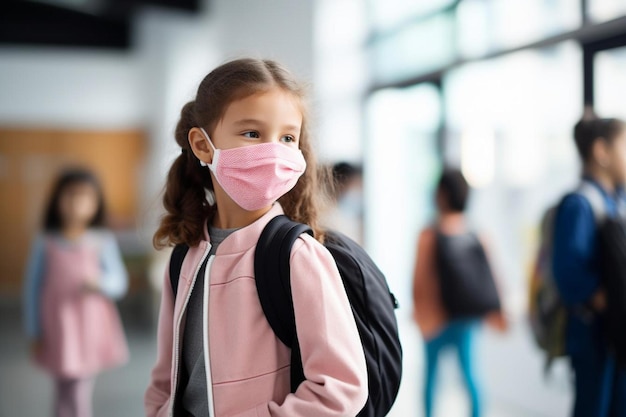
{"left": 0, "top": 1, "right": 315, "bottom": 239}
{"left": 212, "top": 0, "right": 314, "bottom": 81}
{"left": 0, "top": 1, "right": 315, "bottom": 126}
{"left": 0, "top": 48, "right": 143, "bottom": 129}
{"left": 132, "top": 7, "right": 220, "bottom": 240}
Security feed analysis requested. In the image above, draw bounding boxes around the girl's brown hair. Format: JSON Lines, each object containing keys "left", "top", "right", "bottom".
{"left": 153, "top": 58, "right": 326, "bottom": 249}
{"left": 44, "top": 167, "right": 106, "bottom": 231}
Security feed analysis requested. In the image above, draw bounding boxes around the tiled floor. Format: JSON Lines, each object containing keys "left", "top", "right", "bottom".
{"left": 0, "top": 302, "right": 154, "bottom": 417}
{"left": 388, "top": 315, "right": 572, "bottom": 417}
{"left": 0, "top": 302, "right": 572, "bottom": 417}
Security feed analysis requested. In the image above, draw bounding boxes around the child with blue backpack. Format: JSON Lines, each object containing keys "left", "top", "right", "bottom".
{"left": 552, "top": 114, "right": 626, "bottom": 417}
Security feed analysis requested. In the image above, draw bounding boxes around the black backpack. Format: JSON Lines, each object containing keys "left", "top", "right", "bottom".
{"left": 255, "top": 215, "right": 402, "bottom": 417}
{"left": 435, "top": 230, "right": 501, "bottom": 319}
{"left": 169, "top": 215, "right": 403, "bottom": 416}
{"left": 597, "top": 216, "right": 626, "bottom": 368}
{"left": 579, "top": 183, "right": 626, "bottom": 369}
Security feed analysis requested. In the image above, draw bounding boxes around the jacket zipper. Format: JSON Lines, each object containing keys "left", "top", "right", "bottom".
{"left": 203, "top": 255, "right": 216, "bottom": 417}
{"left": 170, "top": 244, "right": 211, "bottom": 417}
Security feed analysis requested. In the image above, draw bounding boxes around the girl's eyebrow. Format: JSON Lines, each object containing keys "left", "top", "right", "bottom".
{"left": 233, "top": 118, "right": 301, "bottom": 132}
{"left": 233, "top": 118, "right": 264, "bottom": 127}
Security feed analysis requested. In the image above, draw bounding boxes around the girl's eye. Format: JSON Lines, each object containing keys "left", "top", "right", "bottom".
{"left": 243, "top": 131, "right": 260, "bottom": 139}
{"left": 281, "top": 135, "right": 296, "bottom": 143}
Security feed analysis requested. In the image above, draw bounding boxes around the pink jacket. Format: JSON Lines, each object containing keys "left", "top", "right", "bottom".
{"left": 145, "top": 204, "right": 368, "bottom": 417}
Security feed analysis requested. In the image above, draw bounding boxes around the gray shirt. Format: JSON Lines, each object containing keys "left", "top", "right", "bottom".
{"left": 175, "top": 226, "right": 238, "bottom": 417}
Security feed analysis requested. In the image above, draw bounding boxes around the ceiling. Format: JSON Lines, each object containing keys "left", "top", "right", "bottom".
{"left": 0, "top": 0, "right": 202, "bottom": 49}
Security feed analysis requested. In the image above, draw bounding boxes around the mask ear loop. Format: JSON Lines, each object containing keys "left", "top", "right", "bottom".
{"left": 198, "top": 127, "right": 216, "bottom": 167}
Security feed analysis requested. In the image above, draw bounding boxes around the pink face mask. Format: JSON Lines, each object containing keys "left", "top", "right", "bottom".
{"left": 199, "top": 128, "right": 307, "bottom": 211}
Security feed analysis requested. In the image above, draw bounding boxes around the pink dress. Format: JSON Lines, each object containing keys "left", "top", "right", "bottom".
{"left": 36, "top": 236, "right": 129, "bottom": 379}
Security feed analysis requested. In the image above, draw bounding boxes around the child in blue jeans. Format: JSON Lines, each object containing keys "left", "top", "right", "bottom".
{"left": 553, "top": 115, "right": 626, "bottom": 417}
{"left": 413, "top": 169, "right": 507, "bottom": 417}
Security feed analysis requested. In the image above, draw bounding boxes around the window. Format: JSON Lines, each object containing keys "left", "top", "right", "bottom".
{"left": 364, "top": 84, "right": 441, "bottom": 308}
{"left": 588, "top": 0, "right": 626, "bottom": 22}
{"left": 444, "top": 42, "right": 582, "bottom": 189}
{"left": 595, "top": 46, "right": 626, "bottom": 120}
{"left": 371, "top": 12, "right": 456, "bottom": 84}
{"left": 457, "top": 0, "right": 580, "bottom": 58}
{"left": 367, "top": 0, "right": 455, "bottom": 31}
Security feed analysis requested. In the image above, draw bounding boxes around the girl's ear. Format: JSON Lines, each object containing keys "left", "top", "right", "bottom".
{"left": 591, "top": 138, "right": 611, "bottom": 168}
{"left": 189, "top": 127, "right": 214, "bottom": 165}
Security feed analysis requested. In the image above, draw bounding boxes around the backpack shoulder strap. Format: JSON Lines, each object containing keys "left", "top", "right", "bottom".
{"left": 169, "top": 244, "right": 190, "bottom": 297}
{"left": 577, "top": 181, "right": 607, "bottom": 223}
{"left": 254, "top": 215, "right": 313, "bottom": 346}
{"left": 254, "top": 215, "right": 313, "bottom": 392}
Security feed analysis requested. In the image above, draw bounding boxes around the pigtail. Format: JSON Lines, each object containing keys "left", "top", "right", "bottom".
{"left": 153, "top": 101, "right": 215, "bottom": 249}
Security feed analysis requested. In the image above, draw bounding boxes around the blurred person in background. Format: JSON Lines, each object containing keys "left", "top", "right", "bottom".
{"left": 23, "top": 168, "right": 129, "bottom": 417}
{"left": 323, "top": 162, "right": 364, "bottom": 244}
{"left": 552, "top": 114, "right": 626, "bottom": 417}
{"left": 412, "top": 168, "right": 507, "bottom": 417}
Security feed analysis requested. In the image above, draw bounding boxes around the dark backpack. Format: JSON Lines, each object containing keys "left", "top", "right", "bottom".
{"left": 169, "top": 243, "right": 190, "bottom": 295}
{"left": 597, "top": 216, "right": 626, "bottom": 369}
{"left": 435, "top": 230, "right": 501, "bottom": 319}
{"left": 579, "top": 183, "right": 626, "bottom": 369}
{"left": 254, "top": 215, "right": 402, "bottom": 417}
{"left": 169, "top": 215, "right": 403, "bottom": 416}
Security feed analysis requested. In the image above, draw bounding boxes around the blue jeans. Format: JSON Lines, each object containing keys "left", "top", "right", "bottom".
{"left": 424, "top": 320, "right": 481, "bottom": 417}
{"left": 569, "top": 318, "right": 626, "bottom": 417}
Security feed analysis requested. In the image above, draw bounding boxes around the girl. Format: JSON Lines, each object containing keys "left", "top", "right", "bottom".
{"left": 145, "top": 59, "right": 367, "bottom": 417}
{"left": 412, "top": 168, "right": 507, "bottom": 417}
{"left": 23, "top": 168, "right": 129, "bottom": 417}
{"left": 552, "top": 114, "right": 626, "bottom": 417}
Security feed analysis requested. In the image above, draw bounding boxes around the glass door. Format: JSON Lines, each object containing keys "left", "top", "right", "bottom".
{"left": 364, "top": 83, "right": 442, "bottom": 311}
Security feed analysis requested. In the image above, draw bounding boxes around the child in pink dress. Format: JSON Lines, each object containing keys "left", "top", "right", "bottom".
{"left": 23, "top": 168, "right": 129, "bottom": 417}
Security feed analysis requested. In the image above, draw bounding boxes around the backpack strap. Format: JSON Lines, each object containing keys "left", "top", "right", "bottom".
{"left": 254, "top": 215, "right": 313, "bottom": 392}
{"left": 169, "top": 244, "right": 190, "bottom": 297}
{"left": 577, "top": 181, "right": 607, "bottom": 223}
